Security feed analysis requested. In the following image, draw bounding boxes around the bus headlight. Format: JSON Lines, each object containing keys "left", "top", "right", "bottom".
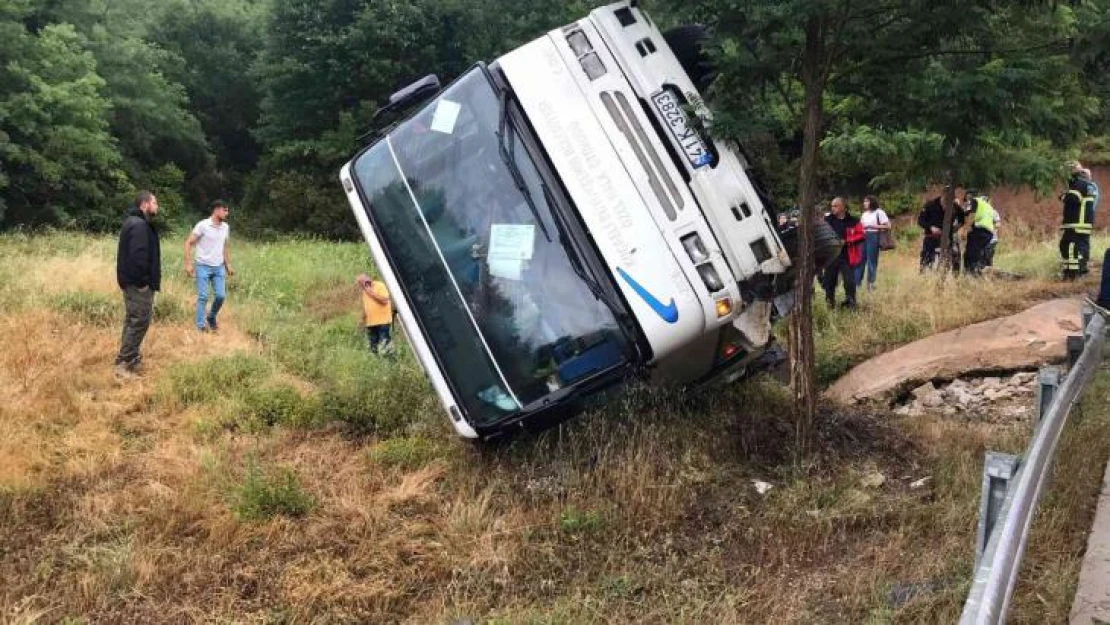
{"left": 681, "top": 233, "right": 710, "bottom": 264}
{"left": 566, "top": 30, "right": 593, "bottom": 57}
{"left": 697, "top": 263, "right": 724, "bottom": 292}
{"left": 579, "top": 53, "right": 607, "bottom": 80}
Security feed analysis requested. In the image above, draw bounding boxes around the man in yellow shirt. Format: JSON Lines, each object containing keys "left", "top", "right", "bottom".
{"left": 357, "top": 274, "right": 393, "bottom": 354}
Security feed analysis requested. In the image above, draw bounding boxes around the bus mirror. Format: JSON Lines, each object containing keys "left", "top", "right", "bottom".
{"left": 373, "top": 75, "right": 442, "bottom": 121}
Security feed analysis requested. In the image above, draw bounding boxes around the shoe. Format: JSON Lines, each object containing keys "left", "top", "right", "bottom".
{"left": 206, "top": 317, "right": 218, "bottom": 332}
{"left": 114, "top": 362, "right": 140, "bottom": 379}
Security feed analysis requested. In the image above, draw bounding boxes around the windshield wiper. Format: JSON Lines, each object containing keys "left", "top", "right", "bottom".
{"left": 496, "top": 90, "right": 552, "bottom": 243}
{"left": 540, "top": 182, "right": 629, "bottom": 323}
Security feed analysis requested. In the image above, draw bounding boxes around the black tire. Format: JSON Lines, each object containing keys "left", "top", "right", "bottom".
{"left": 662, "top": 24, "right": 716, "bottom": 93}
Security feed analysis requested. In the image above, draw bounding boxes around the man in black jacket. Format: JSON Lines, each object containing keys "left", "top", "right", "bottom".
{"left": 115, "top": 191, "right": 161, "bottom": 376}
{"left": 917, "top": 196, "right": 966, "bottom": 272}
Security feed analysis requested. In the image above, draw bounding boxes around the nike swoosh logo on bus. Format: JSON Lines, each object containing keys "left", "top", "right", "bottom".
{"left": 616, "top": 267, "right": 679, "bottom": 324}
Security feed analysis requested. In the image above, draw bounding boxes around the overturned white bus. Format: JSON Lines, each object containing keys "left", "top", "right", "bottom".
{"left": 339, "top": 1, "right": 820, "bottom": 438}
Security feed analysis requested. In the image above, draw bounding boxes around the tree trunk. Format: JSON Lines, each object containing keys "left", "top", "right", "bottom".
{"left": 940, "top": 169, "right": 959, "bottom": 273}
{"left": 788, "top": 14, "right": 826, "bottom": 465}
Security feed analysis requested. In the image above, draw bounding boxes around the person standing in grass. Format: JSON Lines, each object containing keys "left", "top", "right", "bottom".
{"left": 358, "top": 273, "right": 393, "bottom": 354}
{"left": 856, "top": 195, "right": 891, "bottom": 291}
{"left": 115, "top": 191, "right": 161, "bottom": 377}
{"left": 185, "top": 200, "right": 235, "bottom": 332}
{"left": 822, "top": 197, "right": 862, "bottom": 309}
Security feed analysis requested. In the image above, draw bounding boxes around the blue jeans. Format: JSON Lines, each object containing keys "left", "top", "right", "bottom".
{"left": 856, "top": 232, "right": 881, "bottom": 288}
{"left": 366, "top": 324, "right": 392, "bottom": 353}
{"left": 195, "top": 264, "right": 226, "bottom": 328}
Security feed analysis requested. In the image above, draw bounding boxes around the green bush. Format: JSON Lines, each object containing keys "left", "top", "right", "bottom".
{"left": 153, "top": 295, "right": 190, "bottom": 324}
{"left": 231, "top": 460, "right": 315, "bottom": 520}
{"left": 50, "top": 290, "right": 118, "bottom": 326}
{"left": 241, "top": 384, "right": 321, "bottom": 429}
{"left": 558, "top": 507, "right": 605, "bottom": 534}
{"left": 161, "top": 354, "right": 271, "bottom": 407}
{"left": 317, "top": 371, "right": 429, "bottom": 436}
{"left": 816, "top": 351, "right": 854, "bottom": 387}
{"left": 369, "top": 436, "right": 441, "bottom": 469}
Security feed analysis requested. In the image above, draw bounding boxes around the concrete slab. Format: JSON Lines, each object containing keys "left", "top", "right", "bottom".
{"left": 1071, "top": 460, "right": 1110, "bottom": 624}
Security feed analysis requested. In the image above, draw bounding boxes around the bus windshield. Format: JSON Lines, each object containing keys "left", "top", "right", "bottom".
{"left": 351, "top": 67, "right": 631, "bottom": 428}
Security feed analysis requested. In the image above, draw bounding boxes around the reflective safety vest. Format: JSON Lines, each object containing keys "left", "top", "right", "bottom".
{"left": 972, "top": 197, "right": 996, "bottom": 233}
{"left": 1062, "top": 189, "right": 1094, "bottom": 234}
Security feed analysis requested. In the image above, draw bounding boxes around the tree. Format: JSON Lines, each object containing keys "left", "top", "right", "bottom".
{"left": 151, "top": 0, "right": 266, "bottom": 207}
{"left": 0, "top": 13, "right": 127, "bottom": 229}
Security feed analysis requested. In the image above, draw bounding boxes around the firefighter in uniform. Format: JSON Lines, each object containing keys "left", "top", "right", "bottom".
{"left": 1060, "top": 171, "right": 1095, "bottom": 280}
{"left": 962, "top": 191, "right": 996, "bottom": 275}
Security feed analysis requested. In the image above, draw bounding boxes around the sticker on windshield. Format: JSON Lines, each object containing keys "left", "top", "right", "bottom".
{"left": 430, "top": 99, "right": 461, "bottom": 134}
{"left": 488, "top": 224, "right": 535, "bottom": 260}
{"left": 487, "top": 224, "right": 534, "bottom": 281}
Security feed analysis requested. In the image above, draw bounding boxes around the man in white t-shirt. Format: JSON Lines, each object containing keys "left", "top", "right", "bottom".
{"left": 185, "top": 200, "right": 235, "bottom": 332}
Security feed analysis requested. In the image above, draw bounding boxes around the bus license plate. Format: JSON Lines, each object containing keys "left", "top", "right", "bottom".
{"left": 651, "top": 90, "right": 713, "bottom": 169}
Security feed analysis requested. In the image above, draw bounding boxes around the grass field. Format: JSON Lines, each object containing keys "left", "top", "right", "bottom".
{"left": 1, "top": 227, "right": 1108, "bottom": 624}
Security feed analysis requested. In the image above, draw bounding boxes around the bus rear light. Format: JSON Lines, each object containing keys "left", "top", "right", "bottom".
{"left": 722, "top": 343, "right": 740, "bottom": 359}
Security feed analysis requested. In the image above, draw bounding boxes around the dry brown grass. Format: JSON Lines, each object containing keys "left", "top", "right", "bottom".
{"left": 2, "top": 231, "right": 1108, "bottom": 624}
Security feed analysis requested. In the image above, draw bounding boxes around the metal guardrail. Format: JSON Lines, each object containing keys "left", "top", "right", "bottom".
{"left": 960, "top": 306, "right": 1107, "bottom": 624}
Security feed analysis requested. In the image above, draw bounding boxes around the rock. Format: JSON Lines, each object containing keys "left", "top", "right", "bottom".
{"left": 860, "top": 471, "right": 886, "bottom": 489}
{"left": 948, "top": 388, "right": 973, "bottom": 407}
{"left": 910, "top": 476, "right": 933, "bottom": 489}
{"left": 981, "top": 376, "right": 1002, "bottom": 388}
{"left": 943, "top": 406, "right": 958, "bottom": 416}
{"left": 911, "top": 382, "right": 937, "bottom": 400}
{"left": 948, "top": 378, "right": 970, "bottom": 392}
{"left": 825, "top": 299, "right": 1081, "bottom": 405}
{"left": 922, "top": 392, "right": 945, "bottom": 408}
{"left": 1007, "top": 373, "right": 1024, "bottom": 387}
{"left": 752, "top": 480, "right": 774, "bottom": 495}
{"left": 894, "top": 405, "right": 912, "bottom": 416}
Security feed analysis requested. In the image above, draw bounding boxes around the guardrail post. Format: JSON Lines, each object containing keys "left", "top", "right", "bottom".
{"left": 977, "top": 452, "right": 1021, "bottom": 563}
{"left": 1034, "top": 366, "right": 1061, "bottom": 432}
{"left": 1067, "top": 335, "right": 1085, "bottom": 369}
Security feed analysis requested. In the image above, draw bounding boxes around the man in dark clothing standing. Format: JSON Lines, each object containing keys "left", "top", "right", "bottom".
{"left": 1060, "top": 172, "right": 1095, "bottom": 280}
{"left": 822, "top": 197, "right": 860, "bottom": 309}
{"left": 917, "top": 196, "right": 966, "bottom": 272}
{"left": 115, "top": 191, "right": 161, "bottom": 377}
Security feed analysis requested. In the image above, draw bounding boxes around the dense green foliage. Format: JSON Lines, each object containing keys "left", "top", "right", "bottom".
{"left": 1, "top": 0, "right": 1107, "bottom": 234}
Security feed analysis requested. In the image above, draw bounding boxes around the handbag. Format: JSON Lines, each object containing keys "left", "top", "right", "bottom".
{"left": 877, "top": 211, "right": 896, "bottom": 250}
{"left": 879, "top": 228, "right": 896, "bottom": 251}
